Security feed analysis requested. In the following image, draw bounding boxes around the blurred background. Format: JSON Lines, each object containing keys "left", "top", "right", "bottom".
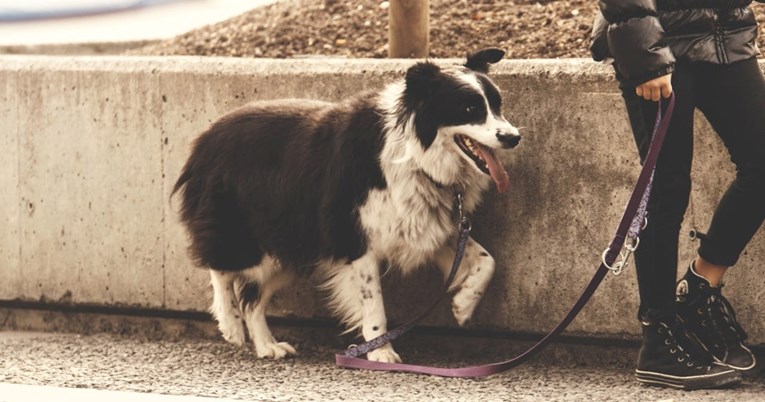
{"left": 0, "top": 0, "right": 272, "bottom": 46}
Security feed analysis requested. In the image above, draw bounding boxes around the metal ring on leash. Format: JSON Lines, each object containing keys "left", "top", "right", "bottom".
{"left": 460, "top": 218, "right": 472, "bottom": 232}
{"left": 625, "top": 236, "right": 640, "bottom": 252}
{"left": 601, "top": 247, "right": 625, "bottom": 275}
{"left": 601, "top": 236, "right": 640, "bottom": 276}
{"left": 689, "top": 228, "right": 707, "bottom": 241}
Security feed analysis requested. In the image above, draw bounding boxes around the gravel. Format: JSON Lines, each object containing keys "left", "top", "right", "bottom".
{"left": 130, "top": 0, "right": 599, "bottom": 59}
{"left": 131, "top": 0, "right": 765, "bottom": 60}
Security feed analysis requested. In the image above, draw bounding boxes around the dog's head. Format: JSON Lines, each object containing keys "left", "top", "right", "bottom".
{"left": 397, "top": 48, "right": 520, "bottom": 193}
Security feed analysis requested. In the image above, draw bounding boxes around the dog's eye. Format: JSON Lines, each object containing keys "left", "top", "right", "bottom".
{"left": 465, "top": 105, "right": 478, "bottom": 115}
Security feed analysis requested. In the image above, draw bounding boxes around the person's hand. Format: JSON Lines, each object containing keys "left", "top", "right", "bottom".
{"left": 636, "top": 73, "right": 673, "bottom": 102}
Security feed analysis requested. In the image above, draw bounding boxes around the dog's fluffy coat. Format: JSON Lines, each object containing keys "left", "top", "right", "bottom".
{"left": 173, "top": 49, "right": 520, "bottom": 362}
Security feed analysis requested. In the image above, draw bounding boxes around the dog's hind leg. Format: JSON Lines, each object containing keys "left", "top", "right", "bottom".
{"left": 239, "top": 255, "right": 297, "bottom": 359}
{"left": 434, "top": 237, "right": 496, "bottom": 326}
{"left": 320, "top": 254, "right": 401, "bottom": 363}
{"left": 209, "top": 270, "right": 247, "bottom": 346}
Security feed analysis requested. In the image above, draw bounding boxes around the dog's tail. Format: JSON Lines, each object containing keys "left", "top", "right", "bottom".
{"left": 171, "top": 164, "right": 192, "bottom": 201}
{"left": 169, "top": 154, "right": 199, "bottom": 224}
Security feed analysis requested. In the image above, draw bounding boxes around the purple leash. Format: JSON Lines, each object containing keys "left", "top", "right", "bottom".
{"left": 336, "top": 94, "right": 676, "bottom": 377}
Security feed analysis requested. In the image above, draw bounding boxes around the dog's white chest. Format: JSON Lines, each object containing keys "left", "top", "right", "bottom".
{"left": 359, "top": 188, "right": 455, "bottom": 271}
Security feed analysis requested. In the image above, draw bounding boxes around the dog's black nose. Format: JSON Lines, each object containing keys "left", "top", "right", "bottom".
{"left": 496, "top": 132, "right": 521, "bottom": 149}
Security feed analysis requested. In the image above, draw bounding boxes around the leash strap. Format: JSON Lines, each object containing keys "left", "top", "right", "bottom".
{"left": 336, "top": 94, "right": 676, "bottom": 377}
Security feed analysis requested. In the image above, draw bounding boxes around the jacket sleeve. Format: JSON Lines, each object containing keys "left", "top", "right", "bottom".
{"left": 599, "top": 0, "right": 675, "bottom": 85}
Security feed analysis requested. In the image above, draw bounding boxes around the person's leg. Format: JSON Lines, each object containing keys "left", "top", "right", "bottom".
{"left": 694, "top": 58, "right": 765, "bottom": 271}
{"left": 692, "top": 258, "right": 726, "bottom": 287}
{"left": 618, "top": 68, "right": 741, "bottom": 389}
{"left": 676, "top": 57, "right": 765, "bottom": 371}
{"left": 618, "top": 67, "right": 695, "bottom": 319}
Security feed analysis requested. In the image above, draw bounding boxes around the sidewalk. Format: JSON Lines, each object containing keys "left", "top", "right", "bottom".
{"left": 0, "top": 383, "right": 248, "bottom": 402}
{"left": 1, "top": 330, "right": 763, "bottom": 401}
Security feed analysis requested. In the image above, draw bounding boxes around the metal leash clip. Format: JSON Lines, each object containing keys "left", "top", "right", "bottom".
{"left": 345, "top": 344, "right": 359, "bottom": 357}
{"left": 602, "top": 236, "right": 640, "bottom": 276}
{"left": 454, "top": 192, "right": 472, "bottom": 232}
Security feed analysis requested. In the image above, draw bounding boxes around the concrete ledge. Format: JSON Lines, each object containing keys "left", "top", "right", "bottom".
{"left": 0, "top": 41, "right": 157, "bottom": 56}
{"left": 1, "top": 55, "right": 763, "bottom": 345}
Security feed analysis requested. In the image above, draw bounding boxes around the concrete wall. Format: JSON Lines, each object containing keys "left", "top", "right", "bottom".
{"left": 0, "top": 56, "right": 763, "bottom": 344}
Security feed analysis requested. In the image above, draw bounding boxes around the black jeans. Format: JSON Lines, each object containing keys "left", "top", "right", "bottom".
{"left": 617, "top": 57, "right": 765, "bottom": 316}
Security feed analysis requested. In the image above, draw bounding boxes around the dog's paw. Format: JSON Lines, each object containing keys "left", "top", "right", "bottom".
{"left": 451, "top": 288, "right": 483, "bottom": 326}
{"left": 255, "top": 340, "right": 297, "bottom": 359}
{"left": 218, "top": 319, "right": 247, "bottom": 346}
{"left": 367, "top": 347, "right": 402, "bottom": 363}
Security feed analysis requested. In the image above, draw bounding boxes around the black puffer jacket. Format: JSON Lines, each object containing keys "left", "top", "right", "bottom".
{"left": 591, "top": 0, "right": 762, "bottom": 85}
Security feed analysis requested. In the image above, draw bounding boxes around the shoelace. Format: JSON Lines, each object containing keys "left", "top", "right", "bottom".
{"left": 663, "top": 321, "right": 713, "bottom": 368}
{"left": 705, "top": 285, "right": 748, "bottom": 343}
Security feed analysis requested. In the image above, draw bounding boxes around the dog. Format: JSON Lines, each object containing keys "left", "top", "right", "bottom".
{"left": 172, "top": 48, "right": 521, "bottom": 363}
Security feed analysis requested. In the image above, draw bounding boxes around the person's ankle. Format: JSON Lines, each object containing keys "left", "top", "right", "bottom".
{"left": 691, "top": 257, "right": 727, "bottom": 287}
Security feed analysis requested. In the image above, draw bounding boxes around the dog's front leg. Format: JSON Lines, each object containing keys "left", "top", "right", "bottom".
{"left": 323, "top": 254, "right": 401, "bottom": 363}
{"left": 356, "top": 255, "right": 401, "bottom": 363}
{"left": 434, "top": 237, "right": 496, "bottom": 326}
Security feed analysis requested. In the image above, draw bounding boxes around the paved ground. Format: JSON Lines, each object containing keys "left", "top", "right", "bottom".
{"left": 1, "top": 329, "right": 763, "bottom": 401}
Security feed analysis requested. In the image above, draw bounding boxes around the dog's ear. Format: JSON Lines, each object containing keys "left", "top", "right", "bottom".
{"left": 405, "top": 61, "right": 441, "bottom": 100}
{"left": 402, "top": 62, "right": 441, "bottom": 149}
{"left": 464, "top": 48, "right": 505, "bottom": 73}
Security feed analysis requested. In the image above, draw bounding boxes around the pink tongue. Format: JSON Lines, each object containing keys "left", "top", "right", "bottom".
{"left": 474, "top": 143, "right": 510, "bottom": 193}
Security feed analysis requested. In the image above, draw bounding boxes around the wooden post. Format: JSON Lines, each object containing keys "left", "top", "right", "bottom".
{"left": 388, "top": 0, "right": 429, "bottom": 58}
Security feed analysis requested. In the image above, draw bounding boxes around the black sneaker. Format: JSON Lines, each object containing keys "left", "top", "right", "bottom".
{"left": 635, "top": 314, "right": 741, "bottom": 390}
{"left": 676, "top": 263, "right": 757, "bottom": 372}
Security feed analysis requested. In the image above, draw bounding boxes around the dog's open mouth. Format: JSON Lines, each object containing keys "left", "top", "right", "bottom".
{"left": 454, "top": 134, "right": 510, "bottom": 193}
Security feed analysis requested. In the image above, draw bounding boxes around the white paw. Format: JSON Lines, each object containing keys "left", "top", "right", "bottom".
{"left": 367, "top": 347, "right": 402, "bottom": 363}
{"left": 255, "top": 340, "right": 297, "bottom": 359}
{"left": 218, "top": 318, "right": 246, "bottom": 346}
{"left": 451, "top": 288, "right": 483, "bottom": 326}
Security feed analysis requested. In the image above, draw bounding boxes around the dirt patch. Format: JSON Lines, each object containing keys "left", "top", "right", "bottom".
{"left": 132, "top": 0, "right": 765, "bottom": 59}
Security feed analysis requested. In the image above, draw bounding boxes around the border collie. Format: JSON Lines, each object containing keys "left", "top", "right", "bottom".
{"left": 172, "top": 48, "right": 521, "bottom": 362}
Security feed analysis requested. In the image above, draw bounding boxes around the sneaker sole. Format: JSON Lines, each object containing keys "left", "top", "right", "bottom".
{"left": 635, "top": 368, "right": 741, "bottom": 391}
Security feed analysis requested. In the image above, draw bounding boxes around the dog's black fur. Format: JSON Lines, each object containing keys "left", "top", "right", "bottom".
{"left": 173, "top": 98, "right": 387, "bottom": 270}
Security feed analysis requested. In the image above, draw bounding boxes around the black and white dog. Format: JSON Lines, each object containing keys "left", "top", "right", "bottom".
{"left": 172, "top": 48, "right": 520, "bottom": 362}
